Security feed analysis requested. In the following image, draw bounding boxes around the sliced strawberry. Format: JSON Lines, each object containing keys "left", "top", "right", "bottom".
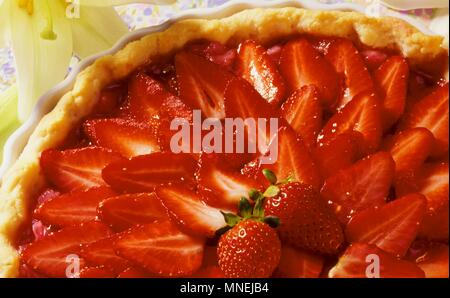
{"left": 313, "top": 131, "right": 363, "bottom": 179}
{"left": 361, "top": 50, "right": 388, "bottom": 71}
{"left": 102, "top": 152, "right": 197, "bottom": 193}
{"left": 280, "top": 85, "right": 322, "bottom": 148}
{"left": 216, "top": 150, "right": 256, "bottom": 172}
{"left": 175, "top": 51, "right": 234, "bottom": 118}
{"left": 148, "top": 63, "right": 178, "bottom": 95}
{"left": 266, "top": 44, "right": 283, "bottom": 64}
{"left": 159, "top": 92, "right": 193, "bottom": 121}
{"left": 411, "top": 243, "right": 449, "bottom": 278}
{"left": 114, "top": 220, "right": 204, "bottom": 277}
{"left": 346, "top": 193, "right": 427, "bottom": 257}
{"left": 93, "top": 84, "right": 126, "bottom": 116}
{"left": 16, "top": 219, "right": 51, "bottom": 245}
{"left": 273, "top": 245, "right": 324, "bottom": 278}
{"left": 268, "top": 125, "right": 322, "bottom": 189}
{"left": 224, "top": 77, "right": 278, "bottom": 120}
{"left": 325, "top": 39, "right": 376, "bottom": 109}
{"left": 156, "top": 185, "right": 228, "bottom": 238}
{"left": 399, "top": 83, "right": 449, "bottom": 157}
{"left": 124, "top": 72, "right": 167, "bottom": 121}
{"left": 318, "top": 91, "right": 382, "bottom": 154}
{"left": 98, "top": 193, "right": 169, "bottom": 231}
{"left": 31, "top": 220, "right": 51, "bottom": 241}
{"left": 385, "top": 128, "right": 434, "bottom": 177}
{"left": 196, "top": 154, "right": 262, "bottom": 209}
{"left": 19, "top": 263, "right": 46, "bottom": 278}
{"left": 117, "top": 267, "right": 157, "bottom": 278}
{"left": 418, "top": 201, "right": 449, "bottom": 241}
{"left": 163, "top": 109, "right": 254, "bottom": 168}
{"left": 279, "top": 38, "right": 340, "bottom": 108}
{"left": 396, "top": 162, "right": 449, "bottom": 241}
{"left": 34, "top": 186, "right": 116, "bottom": 227}
{"left": 83, "top": 118, "right": 160, "bottom": 158}
{"left": 21, "top": 222, "right": 112, "bottom": 277}
{"left": 78, "top": 267, "right": 116, "bottom": 278}
{"left": 159, "top": 112, "right": 214, "bottom": 158}
{"left": 189, "top": 245, "right": 225, "bottom": 278}
{"left": 407, "top": 71, "right": 434, "bottom": 102}
{"left": 244, "top": 125, "right": 321, "bottom": 190}
{"left": 191, "top": 266, "right": 225, "bottom": 278}
{"left": 157, "top": 94, "right": 194, "bottom": 152}
{"left": 374, "top": 56, "right": 409, "bottom": 130}
{"left": 80, "top": 233, "right": 130, "bottom": 274}
{"left": 320, "top": 152, "right": 395, "bottom": 224}
{"left": 40, "top": 147, "right": 124, "bottom": 192}
{"left": 308, "top": 36, "right": 337, "bottom": 56}
{"left": 329, "top": 243, "right": 425, "bottom": 278}
{"left": 190, "top": 245, "right": 225, "bottom": 278}
{"left": 237, "top": 40, "right": 286, "bottom": 106}
{"left": 187, "top": 41, "right": 237, "bottom": 69}
{"left": 36, "top": 188, "right": 61, "bottom": 205}
{"left": 223, "top": 77, "right": 279, "bottom": 156}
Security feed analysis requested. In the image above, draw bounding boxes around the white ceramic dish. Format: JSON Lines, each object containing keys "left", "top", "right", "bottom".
{"left": 0, "top": 0, "right": 440, "bottom": 180}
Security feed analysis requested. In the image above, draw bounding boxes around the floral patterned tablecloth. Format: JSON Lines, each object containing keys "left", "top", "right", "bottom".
{"left": 0, "top": 0, "right": 442, "bottom": 92}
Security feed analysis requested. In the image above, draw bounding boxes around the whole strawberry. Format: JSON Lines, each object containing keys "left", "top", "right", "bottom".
{"left": 263, "top": 171, "right": 344, "bottom": 255}
{"left": 216, "top": 186, "right": 281, "bottom": 278}
{"left": 217, "top": 220, "right": 281, "bottom": 278}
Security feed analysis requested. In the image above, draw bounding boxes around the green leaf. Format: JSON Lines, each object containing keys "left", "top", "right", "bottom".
{"left": 263, "top": 185, "right": 280, "bottom": 198}
{"left": 252, "top": 197, "right": 265, "bottom": 218}
{"left": 262, "top": 169, "right": 277, "bottom": 185}
{"left": 220, "top": 211, "right": 241, "bottom": 227}
{"left": 248, "top": 188, "right": 262, "bottom": 201}
{"left": 263, "top": 216, "right": 280, "bottom": 228}
{"left": 238, "top": 197, "right": 252, "bottom": 218}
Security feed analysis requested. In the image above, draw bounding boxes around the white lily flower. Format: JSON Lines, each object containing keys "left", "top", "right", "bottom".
{"left": 0, "top": 0, "right": 174, "bottom": 122}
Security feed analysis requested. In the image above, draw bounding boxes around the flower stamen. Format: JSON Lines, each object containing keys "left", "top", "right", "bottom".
{"left": 40, "top": 0, "right": 57, "bottom": 40}
{"left": 17, "top": 0, "right": 34, "bottom": 15}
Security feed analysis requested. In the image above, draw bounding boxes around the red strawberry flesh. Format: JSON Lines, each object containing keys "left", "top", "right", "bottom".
{"left": 102, "top": 152, "right": 197, "bottom": 193}
{"left": 40, "top": 147, "right": 124, "bottom": 192}
{"left": 280, "top": 38, "right": 340, "bottom": 108}
{"left": 98, "top": 192, "right": 168, "bottom": 231}
{"left": 114, "top": 220, "right": 204, "bottom": 277}
{"left": 34, "top": 186, "right": 116, "bottom": 227}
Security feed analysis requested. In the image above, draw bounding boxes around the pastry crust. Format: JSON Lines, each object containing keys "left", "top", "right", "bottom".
{"left": 0, "top": 7, "right": 447, "bottom": 277}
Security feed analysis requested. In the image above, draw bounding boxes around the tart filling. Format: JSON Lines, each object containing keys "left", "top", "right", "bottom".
{"left": 14, "top": 34, "right": 450, "bottom": 278}
{"left": 0, "top": 8, "right": 448, "bottom": 278}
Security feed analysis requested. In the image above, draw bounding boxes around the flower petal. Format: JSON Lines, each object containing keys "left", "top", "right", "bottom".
{"left": 78, "top": 0, "right": 176, "bottom": 6}
{"left": 71, "top": 6, "right": 128, "bottom": 58}
{"left": 0, "top": 85, "right": 19, "bottom": 131}
{"left": 0, "top": 0, "right": 10, "bottom": 48}
{"left": 0, "top": 85, "right": 20, "bottom": 164}
{"left": 9, "top": 0, "right": 73, "bottom": 122}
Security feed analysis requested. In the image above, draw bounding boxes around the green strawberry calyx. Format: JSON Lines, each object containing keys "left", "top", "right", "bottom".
{"left": 216, "top": 169, "right": 293, "bottom": 236}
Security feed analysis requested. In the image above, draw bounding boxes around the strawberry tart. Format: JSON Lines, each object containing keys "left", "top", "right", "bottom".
{"left": 0, "top": 7, "right": 448, "bottom": 278}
